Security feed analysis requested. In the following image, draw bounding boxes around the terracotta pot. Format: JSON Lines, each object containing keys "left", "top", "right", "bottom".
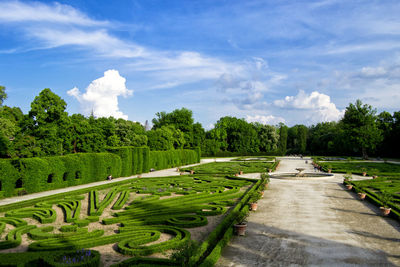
{"left": 235, "top": 173, "right": 239, "bottom": 177}
{"left": 358, "top": 192, "right": 366, "bottom": 200}
{"left": 380, "top": 207, "right": 391, "bottom": 216}
{"left": 190, "top": 170, "right": 194, "bottom": 175}
{"left": 362, "top": 172, "right": 367, "bottom": 176}
{"left": 250, "top": 202, "right": 258, "bottom": 211}
{"left": 234, "top": 223, "right": 247, "bottom": 236}
{"left": 239, "top": 171, "right": 243, "bottom": 175}
{"left": 265, "top": 183, "right": 269, "bottom": 189}
{"left": 328, "top": 169, "right": 332, "bottom": 173}
{"left": 260, "top": 191, "right": 264, "bottom": 197}
{"left": 346, "top": 184, "right": 353, "bottom": 190}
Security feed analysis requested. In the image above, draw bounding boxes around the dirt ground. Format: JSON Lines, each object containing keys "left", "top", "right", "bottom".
{"left": 217, "top": 157, "right": 400, "bottom": 267}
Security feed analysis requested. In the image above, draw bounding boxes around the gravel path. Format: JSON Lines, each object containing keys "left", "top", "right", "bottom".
{"left": 217, "top": 157, "right": 400, "bottom": 267}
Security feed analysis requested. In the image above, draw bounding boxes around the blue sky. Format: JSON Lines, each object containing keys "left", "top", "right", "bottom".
{"left": 1, "top": 0, "right": 400, "bottom": 128}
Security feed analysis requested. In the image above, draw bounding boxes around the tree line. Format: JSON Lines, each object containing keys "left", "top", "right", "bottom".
{"left": 0, "top": 86, "right": 398, "bottom": 159}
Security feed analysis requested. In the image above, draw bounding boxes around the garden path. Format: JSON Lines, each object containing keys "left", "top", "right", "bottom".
{"left": 0, "top": 158, "right": 234, "bottom": 207}
{"left": 217, "top": 157, "right": 400, "bottom": 267}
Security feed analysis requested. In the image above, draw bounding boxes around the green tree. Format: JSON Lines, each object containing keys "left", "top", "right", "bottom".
{"left": 341, "top": 100, "right": 383, "bottom": 159}
{"left": 152, "top": 108, "right": 203, "bottom": 148}
{"left": 252, "top": 123, "right": 279, "bottom": 152}
{"left": 0, "top": 86, "right": 7, "bottom": 106}
{"left": 278, "top": 124, "right": 288, "bottom": 155}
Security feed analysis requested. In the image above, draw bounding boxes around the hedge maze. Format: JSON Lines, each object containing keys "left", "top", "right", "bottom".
{"left": 0, "top": 167, "right": 267, "bottom": 266}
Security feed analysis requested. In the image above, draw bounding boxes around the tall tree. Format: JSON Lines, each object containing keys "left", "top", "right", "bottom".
{"left": 152, "top": 108, "right": 201, "bottom": 147}
{"left": 28, "top": 88, "right": 71, "bottom": 155}
{"left": 0, "top": 86, "right": 7, "bottom": 106}
{"left": 341, "top": 100, "right": 383, "bottom": 159}
{"left": 278, "top": 124, "right": 288, "bottom": 156}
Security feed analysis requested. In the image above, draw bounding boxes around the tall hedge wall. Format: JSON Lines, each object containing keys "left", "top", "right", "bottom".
{"left": 0, "top": 153, "right": 121, "bottom": 198}
{"left": 149, "top": 149, "right": 200, "bottom": 170}
{"left": 0, "top": 147, "right": 199, "bottom": 198}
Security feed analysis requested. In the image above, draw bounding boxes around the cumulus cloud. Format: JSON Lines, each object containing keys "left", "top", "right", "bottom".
{"left": 67, "top": 70, "right": 132, "bottom": 119}
{"left": 246, "top": 115, "right": 285, "bottom": 125}
{"left": 216, "top": 58, "right": 285, "bottom": 110}
{"left": 274, "top": 90, "right": 344, "bottom": 122}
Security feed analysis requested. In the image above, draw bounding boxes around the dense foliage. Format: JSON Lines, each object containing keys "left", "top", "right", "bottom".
{"left": 0, "top": 86, "right": 398, "bottom": 158}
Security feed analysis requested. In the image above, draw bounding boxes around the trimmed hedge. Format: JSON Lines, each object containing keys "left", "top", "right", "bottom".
{"left": 0, "top": 146, "right": 200, "bottom": 198}
{"left": 0, "top": 249, "right": 100, "bottom": 267}
{"left": 149, "top": 149, "right": 199, "bottom": 170}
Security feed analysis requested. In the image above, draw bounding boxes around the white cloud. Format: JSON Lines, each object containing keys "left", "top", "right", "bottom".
{"left": 246, "top": 115, "right": 285, "bottom": 125}
{"left": 0, "top": 1, "right": 107, "bottom": 26}
{"left": 274, "top": 90, "right": 344, "bottom": 122}
{"left": 67, "top": 70, "right": 132, "bottom": 119}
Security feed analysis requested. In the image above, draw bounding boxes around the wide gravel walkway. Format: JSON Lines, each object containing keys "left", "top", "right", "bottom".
{"left": 217, "top": 157, "right": 400, "bottom": 266}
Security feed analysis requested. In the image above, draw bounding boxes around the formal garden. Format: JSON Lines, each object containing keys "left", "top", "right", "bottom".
{"left": 0, "top": 158, "right": 275, "bottom": 267}
{"left": 313, "top": 158, "right": 400, "bottom": 220}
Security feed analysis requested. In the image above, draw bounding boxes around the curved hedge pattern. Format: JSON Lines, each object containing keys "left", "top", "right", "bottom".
{"left": 0, "top": 161, "right": 269, "bottom": 266}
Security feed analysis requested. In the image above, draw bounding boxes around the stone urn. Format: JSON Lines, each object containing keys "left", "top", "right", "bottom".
{"left": 234, "top": 223, "right": 247, "bottom": 236}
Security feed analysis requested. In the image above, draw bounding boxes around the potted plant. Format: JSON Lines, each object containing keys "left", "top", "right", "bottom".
{"left": 361, "top": 167, "right": 367, "bottom": 176}
{"left": 249, "top": 192, "right": 261, "bottom": 211}
{"left": 380, "top": 191, "right": 393, "bottom": 216}
{"left": 370, "top": 168, "right": 379, "bottom": 179}
{"left": 356, "top": 189, "right": 366, "bottom": 200}
{"left": 233, "top": 209, "right": 249, "bottom": 236}
{"left": 327, "top": 164, "right": 333, "bottom": 173}
{"left": 261, "top": 173, "right": 270, "bottom": 189}
{"left": 343, "top": 173, "right": 353, "bottom": 190}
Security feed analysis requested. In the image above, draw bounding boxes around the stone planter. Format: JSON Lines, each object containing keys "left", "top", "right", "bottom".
{"left": 234, "top": 223, "right": 247, "bottom": 236}
{"left": 346, "top": 184, "right": 353, "bottom": 190}
{"left": 380, "top": 207, "right": 391, "bottom": 216}
{"left": 358, "top": 192, "right": 366, "bottom": 200}
{"left": 250, "top": 202, "right": 258, "bottom": 211}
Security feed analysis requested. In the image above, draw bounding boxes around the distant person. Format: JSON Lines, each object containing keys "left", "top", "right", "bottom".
{"left": 107, "top": 175, "right": 112, "bottom": 181}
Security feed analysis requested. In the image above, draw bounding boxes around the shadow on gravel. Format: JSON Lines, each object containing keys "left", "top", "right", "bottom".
{"left": 216, "top": 222, "right": 398, "bottom": 267}
{"left": 330, "top": 207, "right": 379, "bottom": 217}
{"left": 348, "top": 230, "right": 400, "bottom": 242}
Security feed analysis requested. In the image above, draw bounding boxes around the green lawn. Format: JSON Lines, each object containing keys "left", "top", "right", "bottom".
{"left": 182, "top": 161, "right": 277, "bottom": 174}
